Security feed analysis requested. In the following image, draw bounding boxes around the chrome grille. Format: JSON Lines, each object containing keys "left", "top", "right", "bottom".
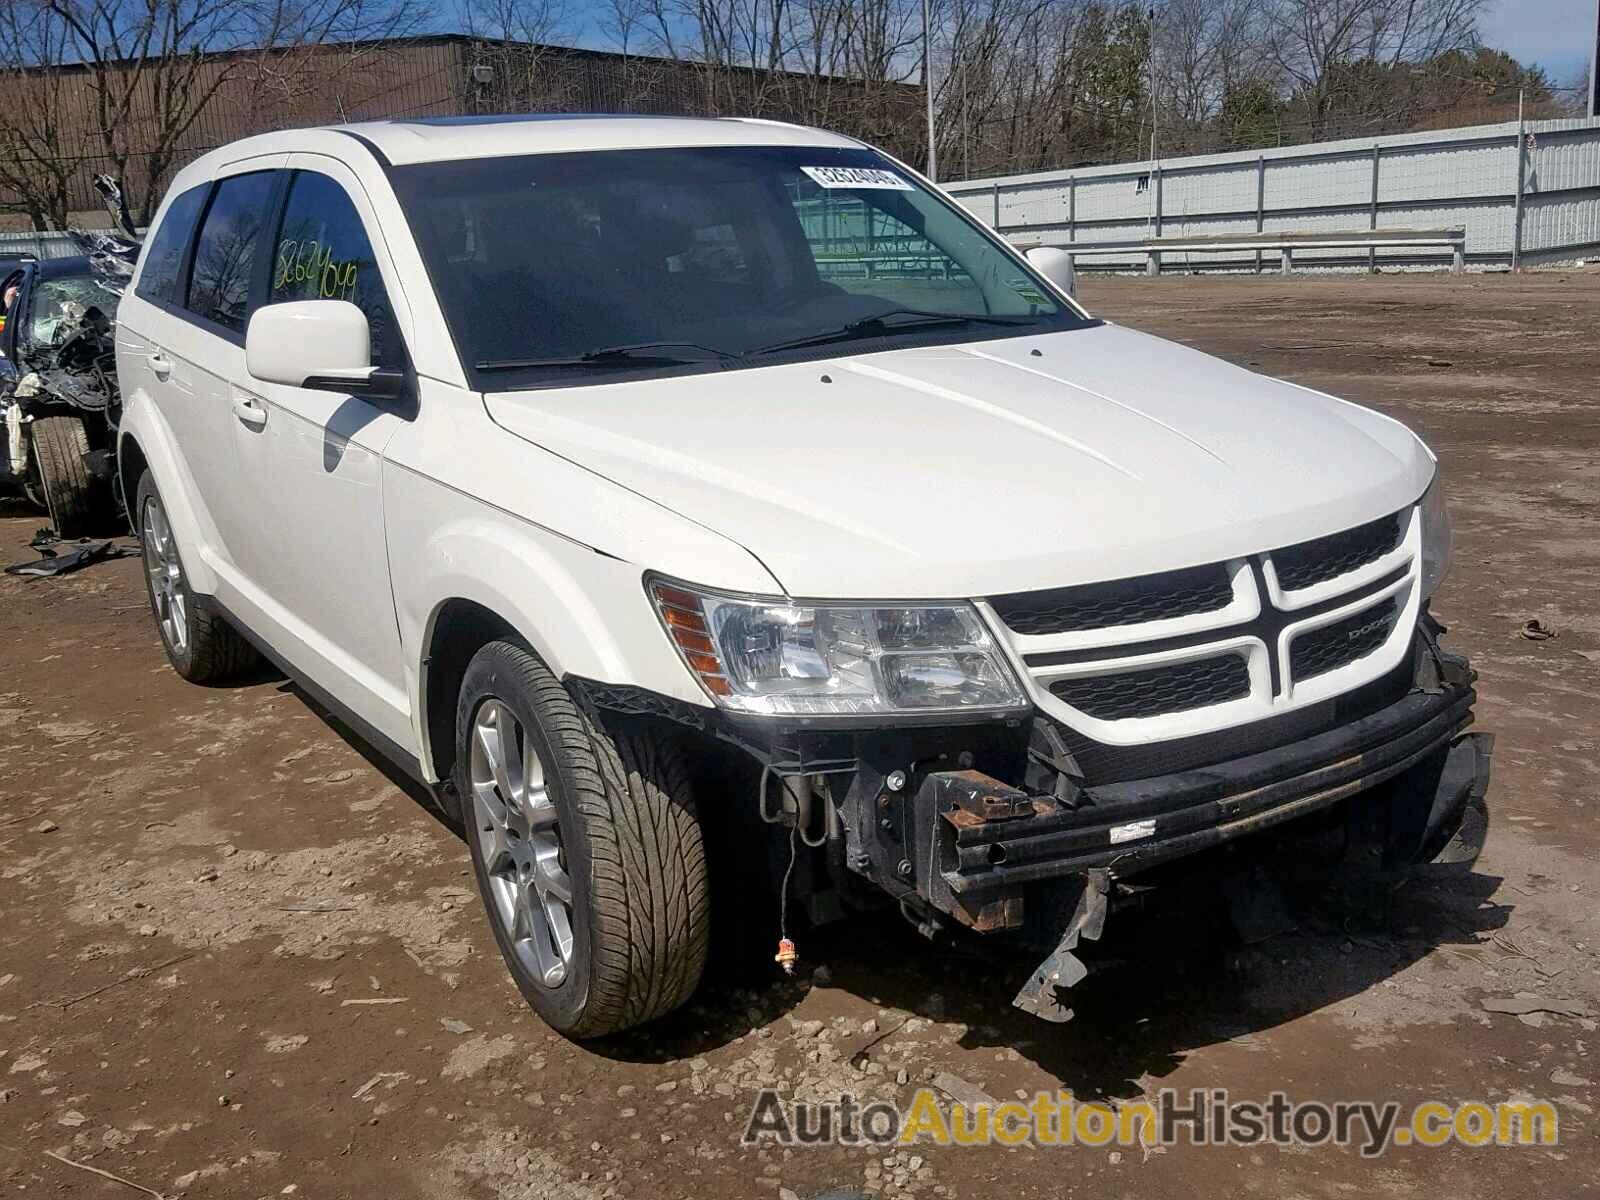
{"left": 1273, "top": 512, "right": 1403, "bottom": 592}
{"left": 990, "top": 563, "right": 1233, "bottom": 636}
{"left": 1049, "top": 654, "right": 1250, "bottom": 721}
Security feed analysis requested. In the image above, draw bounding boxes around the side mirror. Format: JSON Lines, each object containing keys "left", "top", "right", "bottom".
{"left": 1025, "top": 246, "right": 1076, "bottom": 298}
{"left": 245, "top": 300, "right": 404, "bottom": 400}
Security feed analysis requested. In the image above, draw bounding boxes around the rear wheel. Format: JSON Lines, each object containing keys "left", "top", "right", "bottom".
{"left": 30, "top": 415, "right": 99, "bottom": 536}
{"left": 455, "top": 641, "right": 709, "bottom": 1037}
{"left": 135, "top": 471, "right": 258, "bottom": 684}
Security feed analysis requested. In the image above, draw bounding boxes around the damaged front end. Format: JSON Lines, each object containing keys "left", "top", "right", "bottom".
{"left": 874, "top": 616, "right": 1489, "bottom": 1023}
{"left": 579, "top": 608, "right": 1491, "bottom": 1024}
{"left": 0, "top": 216, "right": 136, "bottom": 521}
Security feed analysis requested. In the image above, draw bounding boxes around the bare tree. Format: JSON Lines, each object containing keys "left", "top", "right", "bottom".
{"left": 21, "top": 0, "right": 424, "bottom": 226}
{"left": 1262, "top": 0, "right": 1488, "bottom": 139}
{"left": 42, "top": 0, "right": 253, "bottom": 224}
{"left": 0, "top": 0, "right": 1565, "bottom": 227}
{"left": 0, "top": 2, "right": 77, "bottom": 228}
{"left": 1154, "top": 0, "right": 1266, "bottom": 153}
{"left": 457, "top": 0, "right": 576, "bottom": 113}
{"left": 1560, "top": 61, "right": 1592, "bottom": 118}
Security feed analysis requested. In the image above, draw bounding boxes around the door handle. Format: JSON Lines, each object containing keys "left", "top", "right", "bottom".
{"left": 147, "top": 351, "right": 172, "bottom": 379}
{"left": 231, "top": 395, "right": 267, "bottom": 428}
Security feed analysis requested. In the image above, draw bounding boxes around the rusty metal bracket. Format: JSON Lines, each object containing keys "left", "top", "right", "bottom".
{"left": 1011, "top": 868, "right": 1111, "bottom": 1023}
{"left": 930, "top": 769, "right": 1035, "bottom": 823}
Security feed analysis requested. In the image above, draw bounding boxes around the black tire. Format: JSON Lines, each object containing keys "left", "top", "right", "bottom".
{"left": 31, "top": 415, "right": 99, "bottom": 536}
{"left": 134, "top": 470, "right": 258, "bottom": 684}
{"left": 454, "top": 640, "right": 710, "bottom": 1038}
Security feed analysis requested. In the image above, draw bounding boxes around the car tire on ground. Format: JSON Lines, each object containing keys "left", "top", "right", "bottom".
{"left": 31, "top": 415, "right": 99, "bottom": 536}
{"left": 134, "top": 470, "right": 259, "bottom": 684}
{"left": 454, "top": 640, "right": 710, "bottom": 1038}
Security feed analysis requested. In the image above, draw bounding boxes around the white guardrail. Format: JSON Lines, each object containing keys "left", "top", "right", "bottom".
{"left": 1006, "top": 228, "right": 1467, "bottom": 278}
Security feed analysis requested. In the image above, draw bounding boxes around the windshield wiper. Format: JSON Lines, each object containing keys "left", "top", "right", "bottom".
{"left": 748, "top": 309, "right": 1039, "bottom": 358}
{"left": 476, "top": 341, "right": 733, "bottom": 372}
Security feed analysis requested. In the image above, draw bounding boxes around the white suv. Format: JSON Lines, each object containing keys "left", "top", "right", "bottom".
{"left": 116, "top": 115, "right": 1489, "bottom": 1036}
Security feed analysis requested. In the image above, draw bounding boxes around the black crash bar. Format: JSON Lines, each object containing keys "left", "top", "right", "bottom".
{"left": 937, "top": 681, "right": 1478, "bottom": 894}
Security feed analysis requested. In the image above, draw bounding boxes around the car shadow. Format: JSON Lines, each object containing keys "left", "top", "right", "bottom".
{"left": 594, "top": 853, "right": 1509, "bottom": 1095}
{"left": 257, "top": 672, "right": 1512, "bottom": 1089}
{"left": 858, "top": 863, "right": 1508, "bottom": 1101}
{"left": 272, "top": 677, "right": 461, "bottom": 836}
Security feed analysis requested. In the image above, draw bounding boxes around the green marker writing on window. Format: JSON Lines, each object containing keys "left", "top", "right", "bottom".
{"left": 274, "top": 238, "right": 359, "bottom": 301}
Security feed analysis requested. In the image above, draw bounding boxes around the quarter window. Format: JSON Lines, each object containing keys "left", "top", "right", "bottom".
{"left": 269, "top": 172, "right": 398, "bottom": 367}
{"left": 136, "top": 184, "right": 208, "bottom": 306}
{"left": 187, "top": 172, "right": 277, "bottom": 334}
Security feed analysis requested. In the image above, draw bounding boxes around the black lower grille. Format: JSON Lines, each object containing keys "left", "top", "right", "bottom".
{"left": 990, "top": 562, "right": 1233, "bottom": 636}
{"left": 1050, "top": 653, "right": 1417, "bottom": 784}
{"left": 1291, "top": 599, "right": 1397, "bottom": 681}
{"left": 1050, "top": 654, "right": 1250, "bottom": 721}
{"left": 1273, "top": 512, "right": 1404, "bottom": 591}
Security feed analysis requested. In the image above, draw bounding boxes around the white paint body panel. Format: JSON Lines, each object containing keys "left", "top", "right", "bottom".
{"left": 115, "top": 116, "right": 1441, "bottom": 782}
{"left": 483, "top": 323, "right": 1432, "bottom": 599}
{"left": 245, "top": 299, "right": 371, "bottom": 385}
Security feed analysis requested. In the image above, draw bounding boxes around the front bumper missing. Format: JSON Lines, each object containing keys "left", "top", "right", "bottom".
{"left": 1007, "top": 729, "right": 1491, "bottom": 1021}
{"left": 871, "top": 651, "right": 1491, "bottom": 1021}
{"left": 913, "top": 677, "right": 1481, "bottom": 926}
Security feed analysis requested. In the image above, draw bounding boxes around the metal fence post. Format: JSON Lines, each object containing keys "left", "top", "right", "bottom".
{"left": 1067, "top": 176, "right": 1076, "bottom": 243}
{"left": 1369, "top": 144, "right": 1381, "bottom": 274}
{"left": 1153, "top": 166, "right": 1163, "bottom": 238}
{"left": 1512, "top": 100, "right": 1527, "bottom": 271}
{"left": 1255, "top": 155, "right": 1265, "bottom": 274}
{"left": 991, "top": 181, "right": 1000, "bottom": 229}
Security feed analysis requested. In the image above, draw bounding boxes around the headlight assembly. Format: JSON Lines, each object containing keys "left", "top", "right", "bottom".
{"left": 1419, "top": 472, "right": 1452, "bottom": 599}
{"left": 648, "top": 579, "right": 1027, "bottom": 717}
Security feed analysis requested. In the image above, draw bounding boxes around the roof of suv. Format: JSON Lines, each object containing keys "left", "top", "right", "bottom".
{"left": 332, "top": 114, "right": 864, "bottom": 166}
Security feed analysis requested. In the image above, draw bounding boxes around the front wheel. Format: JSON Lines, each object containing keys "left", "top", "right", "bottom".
{"left": 30, "top": 415, "right": 100, "bottom": 536}
{"left": 454, "top": 641, "right": 709, "bottom": 1038}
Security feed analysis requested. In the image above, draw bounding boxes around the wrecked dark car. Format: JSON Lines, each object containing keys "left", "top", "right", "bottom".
{"left": 0, "top": 240, "right": 133, "bottom": 535}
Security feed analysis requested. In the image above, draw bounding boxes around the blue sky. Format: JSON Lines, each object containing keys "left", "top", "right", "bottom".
{"left": 1481, "top": 0, "right": 1595, "bottom": 82}
{"left": 482, "top": 0, "right": 1595, "bottom": 84}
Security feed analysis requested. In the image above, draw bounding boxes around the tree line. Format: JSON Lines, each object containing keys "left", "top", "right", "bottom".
{"left": 544, "top": 0, "right": 1573, "bottom": 176}
{"left": 0, "top": 0, "right": 1582, "bottom": 230}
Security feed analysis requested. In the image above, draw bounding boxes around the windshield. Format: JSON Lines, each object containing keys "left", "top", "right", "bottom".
{"left": 29, "top": 275, "right": 122, "bottom": 346}
{"left": 391, "top": 145, "right": 1090, "bottom": 388}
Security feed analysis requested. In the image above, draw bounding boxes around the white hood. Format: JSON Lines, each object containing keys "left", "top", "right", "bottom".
{"left": 484, "top": 323, "right": 1434, "bottom": 599}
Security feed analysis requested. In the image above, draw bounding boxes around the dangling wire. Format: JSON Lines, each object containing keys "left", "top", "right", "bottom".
{"left": 774, "top": 824, "right": 799, "bottom": 974}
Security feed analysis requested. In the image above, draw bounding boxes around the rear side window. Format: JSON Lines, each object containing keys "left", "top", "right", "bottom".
{"left": 270, "top": 172, "right": 399, "bottom": 367}
{"left": 187, "top": 172, "right": 277, "bottom": 335}
{"left": 136, "top": 184, "right": 208, "bottom": 306}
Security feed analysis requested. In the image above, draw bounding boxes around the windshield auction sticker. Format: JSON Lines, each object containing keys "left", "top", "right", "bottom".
{"left": 801, "top": 165, "right": 914, "bottom": 191}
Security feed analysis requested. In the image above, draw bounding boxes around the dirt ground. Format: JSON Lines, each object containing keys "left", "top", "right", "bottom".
{"left": 3, "top": 270, "right": 1598, "bottom": 1199}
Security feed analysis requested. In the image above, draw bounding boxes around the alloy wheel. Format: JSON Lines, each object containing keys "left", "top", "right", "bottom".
{"left": 469, "top": 698, "right": 575, "bottom": 987}
{"left": 141, "top": 494, "right": 189, "bottom": 654}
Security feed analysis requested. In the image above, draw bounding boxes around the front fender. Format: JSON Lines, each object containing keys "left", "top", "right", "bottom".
{"left": 387, "top": 474, "right": 729, "bottom": 781}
